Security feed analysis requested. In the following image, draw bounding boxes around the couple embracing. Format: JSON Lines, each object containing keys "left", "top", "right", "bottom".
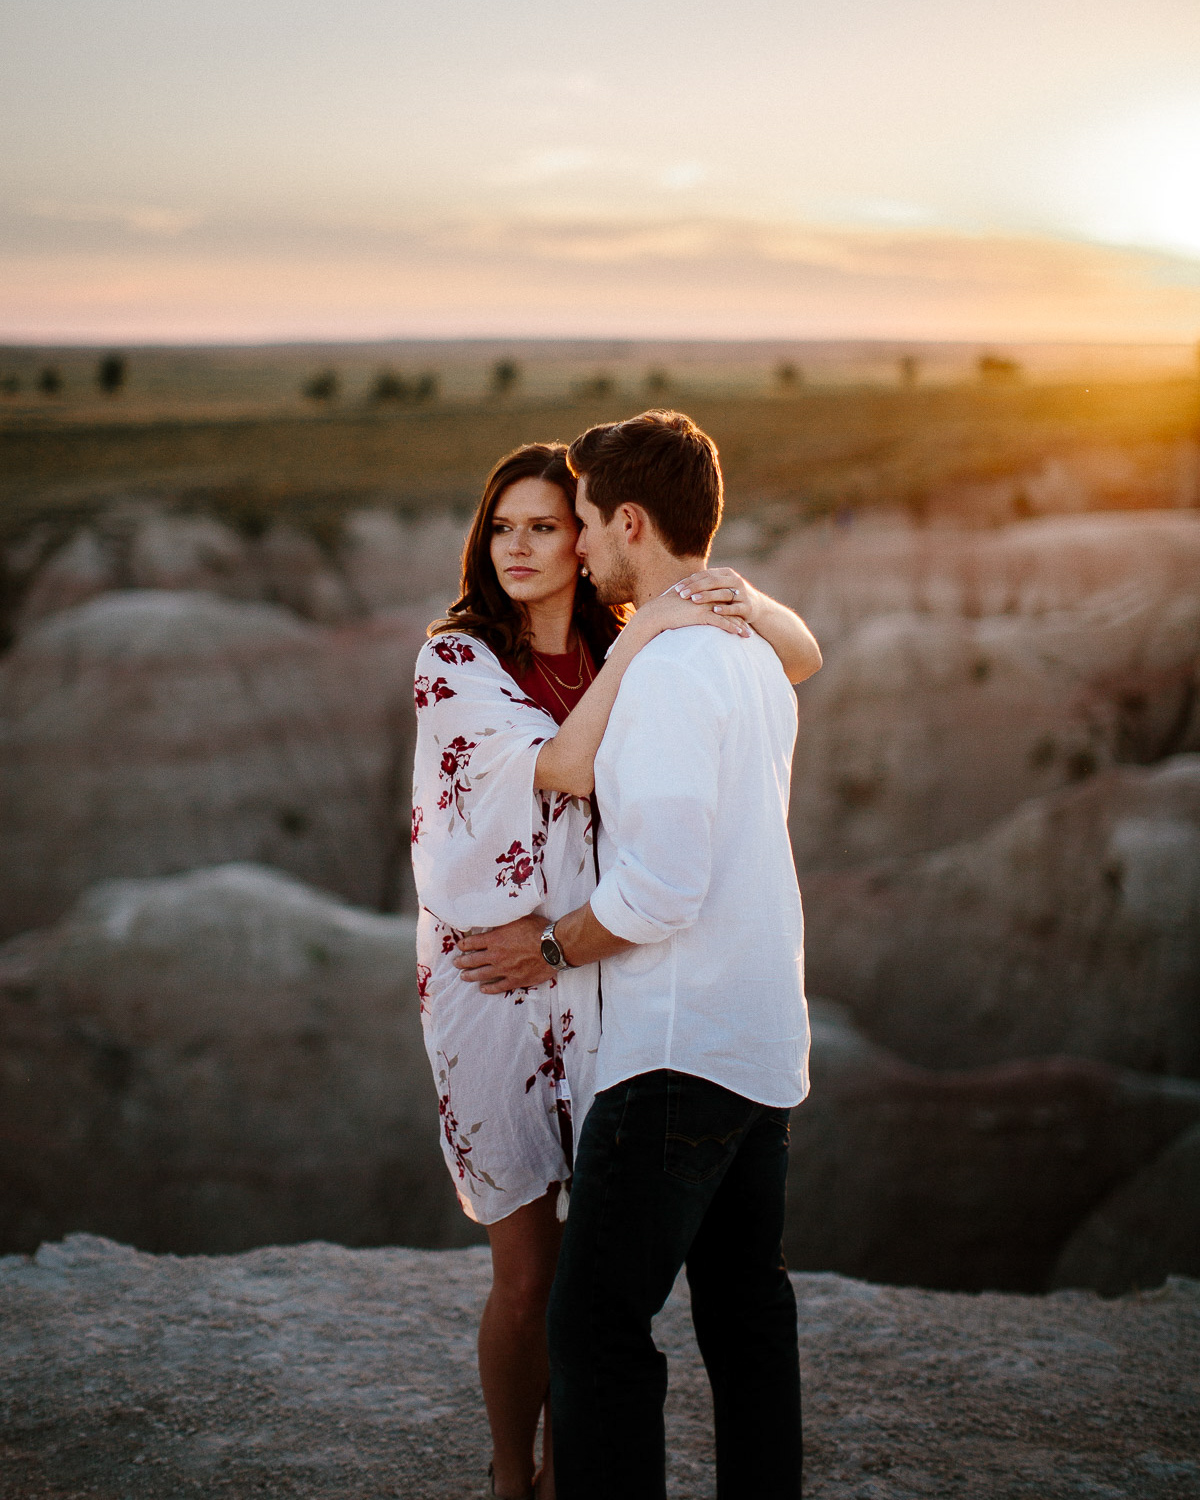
{"left": 411, "top": 410, "right": 821, "bottom": 1500}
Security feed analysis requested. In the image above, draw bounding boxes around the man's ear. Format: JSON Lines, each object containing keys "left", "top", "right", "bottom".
{"left": 618, "top": 503, "right": 647, "bottom": 545}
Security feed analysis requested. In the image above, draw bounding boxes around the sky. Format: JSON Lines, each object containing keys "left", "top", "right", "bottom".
{"left": 3, "top": 0, "right": 1200, "bottom": 344}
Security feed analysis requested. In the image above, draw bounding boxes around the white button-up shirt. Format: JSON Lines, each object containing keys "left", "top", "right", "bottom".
{"left": 588, "top": 624, "right": 810, "bottom": 1108}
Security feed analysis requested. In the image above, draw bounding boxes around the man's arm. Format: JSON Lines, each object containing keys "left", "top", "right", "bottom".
{"left": 454, "top": 902, "right": 631, "bottom": 994}
{"left": 455, "top": 647, "right": 722, "bottom": 993}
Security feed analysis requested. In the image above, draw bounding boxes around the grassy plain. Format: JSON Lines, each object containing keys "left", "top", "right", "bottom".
{"left": 1, "top": 341, "right": 1197, "bottom": 554}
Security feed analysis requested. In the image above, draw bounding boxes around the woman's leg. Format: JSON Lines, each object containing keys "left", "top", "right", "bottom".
{"left": 481, "top": 1185, "right": 564, "bottom": 1499}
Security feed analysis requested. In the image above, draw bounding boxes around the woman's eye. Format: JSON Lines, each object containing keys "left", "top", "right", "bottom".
{"left": 492, "top": 524, "right": 510, "bottom": 534}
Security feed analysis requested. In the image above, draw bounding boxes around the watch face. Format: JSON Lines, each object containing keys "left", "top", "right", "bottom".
{"left": 541, "top": 937, "right": 561, "bottom": 967}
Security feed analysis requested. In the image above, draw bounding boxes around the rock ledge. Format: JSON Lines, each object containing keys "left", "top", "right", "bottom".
{"left": 2, "top": 1235, "right": 1197, "bottom": 1499}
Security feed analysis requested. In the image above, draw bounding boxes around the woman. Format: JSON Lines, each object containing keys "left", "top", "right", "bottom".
{"left": 411, "top": 442, "right": 819, "bottom": 1500}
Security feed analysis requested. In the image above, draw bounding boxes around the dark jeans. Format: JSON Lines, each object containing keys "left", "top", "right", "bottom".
{"left": 547, "top": 1069, "right": 802, "bottom": 1500}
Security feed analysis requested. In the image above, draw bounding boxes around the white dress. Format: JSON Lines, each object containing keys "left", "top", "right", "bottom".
{"left": 410, "top": 632, "right": 600, "bottom": 1225}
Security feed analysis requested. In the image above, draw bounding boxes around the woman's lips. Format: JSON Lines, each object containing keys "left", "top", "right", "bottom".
{"left": 506, "top": 567, "right": 536, "bottom": 577}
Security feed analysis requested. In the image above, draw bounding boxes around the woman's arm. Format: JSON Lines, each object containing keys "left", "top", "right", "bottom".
{"left": 675, "top": 566, "right": 822, "bottom": 685}
{"left": 533, "top": 589, "right": 747, "bottom": 797}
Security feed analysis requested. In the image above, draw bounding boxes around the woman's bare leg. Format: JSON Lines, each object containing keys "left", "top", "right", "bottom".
{"left": 480, "top": 1186, "right": 563, "bottom": 1500}
{"left": 538, "top": 1390, "right": 555, "bottom": 1498}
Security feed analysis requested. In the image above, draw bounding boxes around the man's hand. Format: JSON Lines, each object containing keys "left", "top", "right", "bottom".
{"left": 454, "top": 913, "right": 554, "bottom": 995}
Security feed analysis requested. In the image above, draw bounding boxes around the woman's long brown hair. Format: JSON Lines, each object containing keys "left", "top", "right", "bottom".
{"left": 429, "top": 443, "right": 629, "bottom": 668}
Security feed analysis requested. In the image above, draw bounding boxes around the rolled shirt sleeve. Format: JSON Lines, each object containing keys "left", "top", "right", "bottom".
{"left": 588, "top": 648, "right": 726, "bottom": 946}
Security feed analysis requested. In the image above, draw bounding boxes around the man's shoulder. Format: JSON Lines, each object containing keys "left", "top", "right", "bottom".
{"left": 631, "top": 623, "right": 745, "bottom": 669}
{"left": 629, "top": 624, "right": 781, "bottom": 689}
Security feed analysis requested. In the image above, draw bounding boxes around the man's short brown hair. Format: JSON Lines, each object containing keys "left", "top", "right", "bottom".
{"left": 567, "top": 410, "right": 723, "bottom": 558}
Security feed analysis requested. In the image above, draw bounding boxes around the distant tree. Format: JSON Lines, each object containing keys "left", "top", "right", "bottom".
{"left": 575, "top": 372, "right": 615, "bottom": 400}
{"left": 644, "top": 367, "right": 671, "bottom": 398}
{"left": 96, "top": 353, "right": 126, "bottom": 395}
{"left": 369, "top": 368, "right": 438, "bottom": 405}
{"left": 370, "top": 369, "right": 411, "bottom": 403}
{"left": 37, "top": 366, "right": 63, "bottom": 396}
{"left": 898, "top": 354, "right": 920, "bottom": 388}
{"left": 775, "top": 361, "right": 802, "bottom": 391}
{"left": 0, "top": 373, "right": 20, "bottom": 397}
{"left": 303, "top": 368, "right": 340, "bottom": 402}
{"left": 490, "top": 359, "right": 521, "bottom": 398}
{"left": 977, "top": 352, "right": 1022, "bottom": 384}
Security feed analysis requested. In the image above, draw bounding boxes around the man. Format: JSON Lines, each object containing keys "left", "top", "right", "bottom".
{"left": 455, "top": 411, "right": 819, "bottom": 1500}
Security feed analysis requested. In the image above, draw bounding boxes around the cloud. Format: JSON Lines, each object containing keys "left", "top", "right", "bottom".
{"left": 26, "top": 200, "right": 204, "bottom": 237}
{"left": 502, "top": 71, "right": 605, "bottom": 104}
{"left": 426, "top": 211, "right": 1200, "bottom": 295}
{"left": 488, "top": 152, "right": 712, "bottom": 196}
{"left": 489, "top": 149, "right": 598, "bottom": 186}
{"left": 660, "top": 162, "right": 708, "bottom": 192}
{"left": 827, "top": 199, "right": 941, "bottom": 228}
{"left": 4, "top": 210, "right": 1199, "bottom": 342}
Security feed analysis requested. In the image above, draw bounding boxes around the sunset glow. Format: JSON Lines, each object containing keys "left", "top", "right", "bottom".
{"left": 2, "top": 0, "right": 1199, "bottom": 342}
{"left": 1063, "top": 102, "right": 1200, "bottom": 258}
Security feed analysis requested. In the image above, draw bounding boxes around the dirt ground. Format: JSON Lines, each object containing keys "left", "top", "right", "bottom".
{"left": 1, "top": 1235, "right": 1197, "bottom": 1499}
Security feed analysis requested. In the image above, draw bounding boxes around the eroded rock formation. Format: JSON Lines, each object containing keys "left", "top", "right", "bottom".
{"left": 787, "top": 589, "right": 1200, "bottom": 870}
{"left": 801, "top": 758, "right": 1200, "bottom": 1079}
{"left": 761, "top": 511, "right": 1200, "bottom": 660}
{"left": 789, "top": 1002, "right": 1200, "bottom": 1292}
{"left": 4, "top": 867, "right": 1195, "bottom": 1294}
{"left": 0, "top": 863, "right": 472, "bottom": 1255}
{"left": 0, "top": 590, "right": 429, "bottom": 936}
{"left": 15, "top": 502, "right": 467, "bottom": 636}
{"left": 1052, "top": 1121, "right": 1200, "bottom": 1295}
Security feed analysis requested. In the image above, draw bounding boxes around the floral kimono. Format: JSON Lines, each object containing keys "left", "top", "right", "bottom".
{"left": 411, "top": 632, "right": 600, "bottom": 1224}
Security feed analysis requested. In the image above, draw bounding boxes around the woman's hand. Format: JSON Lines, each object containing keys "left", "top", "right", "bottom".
{"left": 674, "top": 567, "right": 823, "bottom": 684}
{"left": 631, "top": 580, "right": 751, "bottom": 641}
{"left": 672, "top": 567, "right": 763, "bottom": 628}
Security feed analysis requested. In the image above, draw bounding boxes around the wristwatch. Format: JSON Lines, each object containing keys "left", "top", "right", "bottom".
{"left": 540, "top": 921, "right": 574, "bottom": 972}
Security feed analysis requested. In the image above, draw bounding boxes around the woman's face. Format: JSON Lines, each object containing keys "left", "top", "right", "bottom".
{"left": 489, "top": 477, "right": 580, "bottom": 610}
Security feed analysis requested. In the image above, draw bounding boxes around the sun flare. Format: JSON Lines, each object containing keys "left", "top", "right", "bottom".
{"left": 1069, "top": 102, "right": 1200, "bottom": 259}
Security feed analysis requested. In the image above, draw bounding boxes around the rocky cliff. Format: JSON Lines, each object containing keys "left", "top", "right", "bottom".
{"left": 4, "top": 865, "right": 1197, "bottom": 1294}
{"left": 1, "top": 1234, "right": 1196, "bottom": 1499}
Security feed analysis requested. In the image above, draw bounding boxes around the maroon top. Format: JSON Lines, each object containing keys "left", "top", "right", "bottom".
{"left": 502, "top": 637, "right": 598, "bottom": 726}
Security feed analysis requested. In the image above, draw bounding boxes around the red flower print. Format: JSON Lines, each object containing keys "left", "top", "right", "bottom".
{"left": 436, "top": 1051, "right": 500, "bottom": 1193}
{"left": 432, "top": 636, "right": 476, "bottom": 665}
{"left": 501, "top": 686, "right": 545, "bottom": 713}
{"left": 551, "top": 792, "right": 579, "bottom": 824}
{"left": 414, "top": 674, "right": 456, "bottom": 711}
{"left": 495, "top": 838, "right": 542, "bottom": 895}
{"left": 411, "top": 805, "right": 424, "bottom": 845}
{"left": 437, "top": 735, "right": 477, "bottom": 820}
{"left": 525, "top": 1009, "right": 577, "bottom": 1094}
{"left": 426, "top": 911, "right": 464, "bottom": 957}
{"left": 525, "top": 1009, "right": 577, "bottom": 1160}
{"left": 416, "top": 963, "right": 432, "bottom": 1014}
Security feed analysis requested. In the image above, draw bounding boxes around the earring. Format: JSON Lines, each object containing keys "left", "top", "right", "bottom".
{"left": 580, "top": 566, "right": 590, "bottom": 578}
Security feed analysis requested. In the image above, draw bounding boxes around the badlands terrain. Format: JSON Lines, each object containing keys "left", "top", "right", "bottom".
{"left": 2, "top": 360, "right": 1198, "bottom": 1492}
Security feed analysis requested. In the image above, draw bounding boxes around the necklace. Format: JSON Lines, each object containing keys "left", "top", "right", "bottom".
{"left": 533, "top": 638, "right": 595, "bottom": 719}
{"left": 533, "top": 636, "right": 586, "bottom": 690}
